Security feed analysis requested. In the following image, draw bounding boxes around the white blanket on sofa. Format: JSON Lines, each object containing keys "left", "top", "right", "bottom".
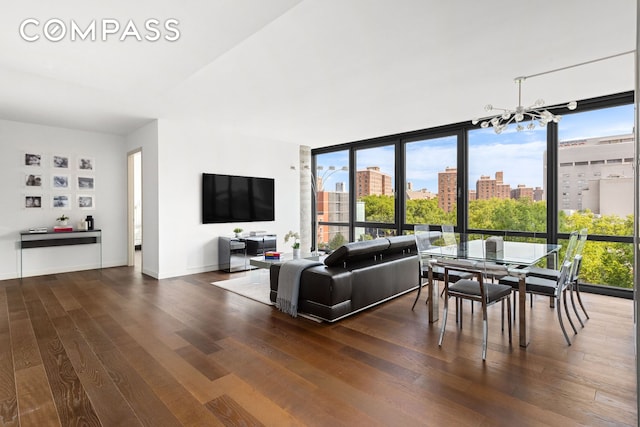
{"left": 276, "top": 259, "right": 323, "bottom": 317}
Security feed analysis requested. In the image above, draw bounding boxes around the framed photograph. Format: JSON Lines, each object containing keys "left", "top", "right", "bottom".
{"left": 77, "top": 176, "right": 95, "bottom": 190}
{"left": 25, "top": 173, "right": 43, "bottom": 187}
{"left": 52, "top": 155, "right": 69, "bottom": 169}
{"left": 78, "top": 194, "right": 95, "bottom": 209}
{"left": 25, "top": 152, "right": 42, "bottom": 167}
{"left": 78, "top": 156, "right": 95, "bottom": 171}
{"left": 52, "top": 194, "right": 71, "bottom": 209}
{"left": 24, "top": 195, "right": 42, "bottom": 208}
{"left": 52, "top": 174, "right": 69, "bottom": 189}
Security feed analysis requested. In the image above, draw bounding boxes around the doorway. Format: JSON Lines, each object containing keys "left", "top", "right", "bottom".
{"left": 127, "top": 149, "right": 142, "bottom": 269}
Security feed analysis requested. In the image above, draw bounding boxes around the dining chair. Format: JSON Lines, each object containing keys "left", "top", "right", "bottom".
{"left": 527, "top": 230, "right": 579, "bottom": 282}
{"left": 569, "top": 229, "right": 589, "bottom": 322}
{"left": 499, "top": 260, "right": 575, "bottom": 345}
{"left": 438, "top": 260, "right": 512, "bottom": 360}
{"left": 412, "top": 225, "right": 473, "bottom": 310}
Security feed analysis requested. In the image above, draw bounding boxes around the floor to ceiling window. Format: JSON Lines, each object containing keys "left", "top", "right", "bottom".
{"left": 311, "top": 91, "right": 634, "bottom": 293}
{"left": 468, "top": 124, "right": 547, "bottom": 233}
{"left": 556, "top": 104, "right": 634, "bottom": 289}
{"left": 354, "top": 144, "right": 396, "bottom": 240}
{"left": 404, "top": 134, "right": 457, "bottom": 226}
{"left": 314, "top": 151, "right": 349, "bottom": 251}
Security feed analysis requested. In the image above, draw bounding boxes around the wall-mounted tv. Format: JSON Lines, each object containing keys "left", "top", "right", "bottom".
{"left": 202, "top": 173, "right": 275, "bottom": 223}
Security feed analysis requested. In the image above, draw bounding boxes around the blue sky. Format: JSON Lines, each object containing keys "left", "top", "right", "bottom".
{"left": 316, "top": 104, "right": 634, "bottom": 193}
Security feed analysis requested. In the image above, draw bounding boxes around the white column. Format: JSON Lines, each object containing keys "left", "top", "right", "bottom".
{"left": 299, "top": 145, "right": 312, "bottom": 253}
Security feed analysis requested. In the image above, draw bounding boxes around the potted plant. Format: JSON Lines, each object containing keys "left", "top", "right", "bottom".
{"left": 56, "top": 214, "right": 69, "bottom": 226}
{"left": 233, "top": 227, "right": 243, "bottom": 238}
{"left": 284, "top": 230, "right": 301, "bottom": 258}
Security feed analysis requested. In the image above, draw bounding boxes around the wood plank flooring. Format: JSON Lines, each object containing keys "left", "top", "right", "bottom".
{"left": 0, "top": 265, "right": 636, "bottom": 426}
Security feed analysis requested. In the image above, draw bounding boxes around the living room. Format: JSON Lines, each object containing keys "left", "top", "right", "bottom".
{"left": 0, "top": 1, "right": 637, "bottom": 425}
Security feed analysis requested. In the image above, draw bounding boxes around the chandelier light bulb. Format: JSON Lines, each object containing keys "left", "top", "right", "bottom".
{"left": 515, "top": 113, "right": 524, "bottom": 122}
{"left": 484, "top": 104, "right": 494, "bottom": 111}
{"left": 472, "top": 118, "right": 480, "bottom": 125}
{"left": 567, "top": 101, "right": 577, "bottom": 110}
{"left": 501, "top": 112, "right": 511, "bottom": 120}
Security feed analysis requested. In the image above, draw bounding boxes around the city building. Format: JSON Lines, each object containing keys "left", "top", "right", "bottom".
{"left": 544, "top": 134, "right": 634, "bottom": 216}
{"left": 356, "top": 166, "right": 393, "bottom": 198}
{"left": 476, "top": 171, "right": 511, "bottom": 200}
{"left": 406, "top": 182, "right": 436, "bottom": 200}
{"left": 437, "top": 167, "right": 457, "bottom": 212}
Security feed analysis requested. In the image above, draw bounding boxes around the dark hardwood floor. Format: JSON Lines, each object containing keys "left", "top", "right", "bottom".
{"left": 0, "top": 264, "right": 636, "bottom": 426}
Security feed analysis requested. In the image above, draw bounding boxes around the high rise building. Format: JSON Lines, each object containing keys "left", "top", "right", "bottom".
{"left": 438, "top": 167, "right": 457, "bottom": 212}
{"left": 476, "top": 171, "right": 511, "bottom": 200}
{"left": 356, "top": 166, "right": 393, "bottom": 198}
{"left": 544, "top": 134, "right": 634, "bottom": 216}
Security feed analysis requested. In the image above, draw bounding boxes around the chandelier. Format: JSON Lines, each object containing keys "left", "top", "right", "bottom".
{"left": 472, "top": 77, "right": 577, "bottom": 134}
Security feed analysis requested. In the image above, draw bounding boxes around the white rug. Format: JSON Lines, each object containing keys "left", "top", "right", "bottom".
{"left": 210, "top": 270, "right": 322, "bottom": 322}
{"left": 211, "top": 269, "right": 273, "bottom": 305}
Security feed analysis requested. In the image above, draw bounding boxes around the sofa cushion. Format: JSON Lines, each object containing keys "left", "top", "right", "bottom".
{"left": 323, "top": 238, "right": 390, "bottom": 267}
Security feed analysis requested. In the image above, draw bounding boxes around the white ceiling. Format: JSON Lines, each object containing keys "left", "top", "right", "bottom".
{"left": 0, "top": 0, "right": 636, "bottom": 147}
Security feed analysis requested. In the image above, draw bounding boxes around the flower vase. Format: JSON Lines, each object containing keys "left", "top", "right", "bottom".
{"left": 293, "top": 248, "right": 301, "bottom": 259}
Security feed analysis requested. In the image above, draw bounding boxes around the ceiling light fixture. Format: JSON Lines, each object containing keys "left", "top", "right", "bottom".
{"left": 472, "top": 77, "right": 577, "bottom": 134}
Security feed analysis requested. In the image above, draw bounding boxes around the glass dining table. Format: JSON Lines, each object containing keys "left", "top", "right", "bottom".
{"left": 418, "top": 234, "right": 561, "bottom": 347}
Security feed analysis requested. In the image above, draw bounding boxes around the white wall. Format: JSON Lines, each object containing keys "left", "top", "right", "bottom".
{"left": 155, "top": 117, "right": 300, "bottom": 279}
{"left": 0, "top": 119, "right": 127, "bottom": 279}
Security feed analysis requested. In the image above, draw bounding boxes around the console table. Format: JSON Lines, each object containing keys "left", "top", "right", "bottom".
{"left": 19, "top": 229, "right": 102, "bottom": 278}
{"left": 218, "top": 234, "right": 276, "bottom": 272}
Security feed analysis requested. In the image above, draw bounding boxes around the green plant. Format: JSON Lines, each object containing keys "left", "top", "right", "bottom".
{"left": 56, "top": 214, "right": 69, "bottom": 221}
{"left": 233, "top": 227, "right": 243, "bottom": 233}
{"left": 284, "top": 230, "right": 300, "bottom": 249}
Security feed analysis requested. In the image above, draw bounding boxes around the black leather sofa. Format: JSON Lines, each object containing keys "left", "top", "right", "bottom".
{"left": 269, "top": 235, "right": 419, "bottom": 322}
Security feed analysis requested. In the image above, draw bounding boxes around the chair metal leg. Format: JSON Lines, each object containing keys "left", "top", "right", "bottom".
{"left": 438, "top": 297, "right": 449, "bottom": 347}
{"left": 482, "top": 304, "right": 488, "bottom": 361}
{"left": 574, "top": 281, "right": 590, "bottom": 320}
{"left": 412, "top": 271, "right": 423, "bottom": 310}
{"left": 556, "top": 296, "right": 572, "bottom": 346}
{"left": 569, "top": 282, "right": 584, "bottom": 328}
{"left": 507, "top": 296, "right": 512, "bottom": 343}
{"left": 563, "top": 290, "right": 578, "bottom": 335}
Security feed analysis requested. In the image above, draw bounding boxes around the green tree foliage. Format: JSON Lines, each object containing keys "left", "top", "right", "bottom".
{"left": 358, "top": 194, "right": 633, "bottom": 288}
{"left": 360, "top": 195, "right": 395, "bottom": 223}
{"left": 328, "top": 232, "right": 346, "bottom": 250}
{"left": 406, "top": 198, "right": 456, "bottom": 224}
{"left": 469, "top": 198, "right": 546, "bottom": 232}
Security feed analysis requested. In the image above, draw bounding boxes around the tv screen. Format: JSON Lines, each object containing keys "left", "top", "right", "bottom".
{"left": 202, "top": 173, "right": 275, "bottom": 223}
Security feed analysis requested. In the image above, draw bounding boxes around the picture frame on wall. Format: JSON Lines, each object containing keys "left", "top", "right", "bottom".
{"left": 24, "top": 195, "right": 42, "bottom": 208}
{"left": 78, "top": 194, "right": 95, "bottom": 209}
{"left": 52, "top": 174, "right": 69, "bottom": 189}
{"left": 77, "top": 176, "right": 95, "bottom": 190}
{"left": 52, "top": 154, "right": 69, "bottom": 169}
{"left": 25, "top": 173, "right": 43, "bottom": 187}
{"left": 52, "top": 194, "right": 71, "bottom": 209}
{"left": 78, "top": 156, "right": 95, "bottom": 171}
{"left": 24, "top": 152, "right": 42, "bottom": 167}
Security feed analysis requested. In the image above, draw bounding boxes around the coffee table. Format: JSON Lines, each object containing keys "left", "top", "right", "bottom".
{"left": 249, "top": 253, "right": 322, "bottom": 269}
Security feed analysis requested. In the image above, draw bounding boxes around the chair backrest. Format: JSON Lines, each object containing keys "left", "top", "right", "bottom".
{"left": 414, "top": 225, "right": 434, "bottom": 269}
{"left": 562, "top": 230, "right": 579, "bottom": 265}
{"left": 569, "top": 254, "right": 583, "bottom": 284}
{"left": 555, "top": 261, "right": 573, "bottom": 298}
{"left": 441, "top": 225, "right": 457, "bottom": 246}
{"left": 574, "top": 228, "right": 588, "bottom": 257}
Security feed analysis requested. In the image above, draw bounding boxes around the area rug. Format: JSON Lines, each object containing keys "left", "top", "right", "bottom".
{"left": 210, "top": 270, "right": 273, "bottom": 305}
{"left": 210, "top": 270, "right": 321, "bottom": 322}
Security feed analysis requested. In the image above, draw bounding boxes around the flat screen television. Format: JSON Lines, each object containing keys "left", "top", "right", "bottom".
{"left": 202, "top": 173, "right": 275, "bottom": 223}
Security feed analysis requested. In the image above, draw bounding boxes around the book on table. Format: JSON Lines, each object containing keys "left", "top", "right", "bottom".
{"left": 53, "top": 226, "right": 73, "bottom": 232}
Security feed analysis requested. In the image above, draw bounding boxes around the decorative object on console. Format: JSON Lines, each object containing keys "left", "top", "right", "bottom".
{"left": 233, "top": 227, "right": 243, "bottom": 238}
{"left": 85, "top": 215, "right": 94, "bottom": 230}
{"left": 284, "top": 230, "right": 300, "bottom": 259}
{"left": 56, "top": 214, "right": 69, "bottom": 226}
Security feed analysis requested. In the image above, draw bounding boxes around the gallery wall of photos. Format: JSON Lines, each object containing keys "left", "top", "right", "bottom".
{"left": 23, "top": 152, "right": 95, "bottom": 211}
